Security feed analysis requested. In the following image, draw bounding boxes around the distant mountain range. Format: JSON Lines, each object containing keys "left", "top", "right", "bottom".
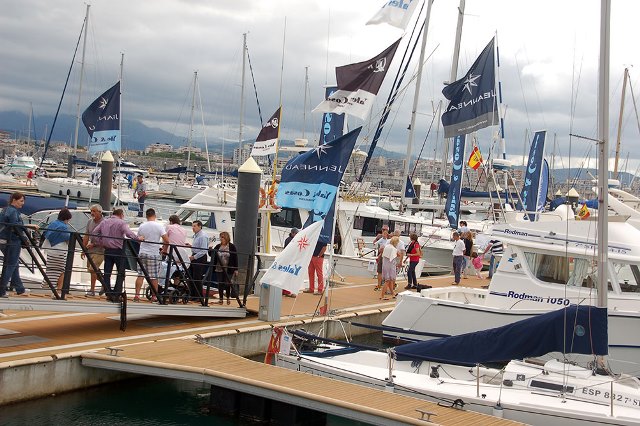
{"left": 0, "top": 110, "right": 407, "bottom": 159}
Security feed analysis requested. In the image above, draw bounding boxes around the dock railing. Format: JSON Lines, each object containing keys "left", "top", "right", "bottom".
{"left": 0, "top": 221, "right": 257, "bottom": 309}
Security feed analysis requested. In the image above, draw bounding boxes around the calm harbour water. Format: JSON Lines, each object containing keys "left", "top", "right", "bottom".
{"left": 2, "top": 376, "right": 367, "bottom": 426}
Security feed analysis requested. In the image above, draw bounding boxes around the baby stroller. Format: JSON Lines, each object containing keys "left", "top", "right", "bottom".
{"left": 145, "top": 260, "right": 192, "bottom": 304}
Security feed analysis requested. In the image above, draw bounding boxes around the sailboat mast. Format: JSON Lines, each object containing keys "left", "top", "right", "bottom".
{"left": 73, "top": 4, "right": 90, "bottom": 157}
{"left": 197, "top": 79, "right": 212, "bottom": 172}
{"left": 614, "top": 67, "right": 628, "bottom": 177}
{"left": 441, "top": 0, "right": 465, "bottom": 182}
{"left": 187, "top": 71, "right": 197, "bottom": 172}
{"left": 597, "top": 0, "right": 611, "bottom": 310}
{"left": 27, "top": 103, "right": 32, "bottom": 145}
{"left": 401, "top": 0, "right": 434, "bottom": 206}
{"left": 238, "top": 33, "right": 247, "bottom": 159}
{"left": 302, "top": 65, "right": 309, "bottom": 139}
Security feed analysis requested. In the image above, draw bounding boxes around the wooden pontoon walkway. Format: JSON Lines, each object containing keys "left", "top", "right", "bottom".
{"left": 81, "top": 338, "right": 520, "bottom": 426}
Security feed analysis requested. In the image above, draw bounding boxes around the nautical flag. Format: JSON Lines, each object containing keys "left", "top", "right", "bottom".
{"left": 251, "top": 107, "right": 281, "bottom": 156}
{"left": 277, "top": 127, "right": 362, "bottom": 222}
{"left": 313, "top": 39, "right": 401, "bottom": 120}
{"left": 319, "top": 86, "right": 345, "bottom": 145}
{"left": 82, "top": 81, "right": 121, "bottom": 154}
{"left": 467, "top": 146, "right": 483, "bottom": 170}
{"left": 260, "top": 220, "right": 324, "bottom": 293}
{"left": 577, "top": 203, "right": 591, "bottom": 220}
{"left": 404, "top": 175, "right": 416, "bottom": 198}
{"left": 442, "top": 38, "right": 498, "bottom": 138}
{"left": 366, "top": 0, "right": 419, "bottom": 30}
{"left": 519, "top": 130, "right": 546, "bottom": 221}
{"left": 445, "top": 135, "right": 466, "bottom": 228}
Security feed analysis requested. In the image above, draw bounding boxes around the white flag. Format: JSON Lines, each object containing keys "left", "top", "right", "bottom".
{"left": 366, "top": 0, "right": 419, "bottom": 30}
{"left": 260, "top": 220, "right": 324, "bottom": 293}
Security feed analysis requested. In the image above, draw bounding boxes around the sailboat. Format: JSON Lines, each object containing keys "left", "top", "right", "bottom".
{"left": 35, "top": 8, "right": 134, "bottom": 205}
{"left": 275, "top": 305, "right": 640, "bottom": 425}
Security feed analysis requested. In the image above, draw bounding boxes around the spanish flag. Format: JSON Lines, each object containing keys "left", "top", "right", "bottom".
{"left": 577, "top": 203, "right": 590, "bottom": 220}
{"left": 468, "top": 146, "right": 483, "bottom": 170}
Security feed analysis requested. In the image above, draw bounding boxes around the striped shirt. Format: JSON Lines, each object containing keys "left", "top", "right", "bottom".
{"left": 487, "top": 239, "right": 503, "bottom": 255}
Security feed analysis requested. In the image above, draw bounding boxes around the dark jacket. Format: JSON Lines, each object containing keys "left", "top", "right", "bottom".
{"left": 463, "top": 238, "right": 473, "bottom": 257}
{"left": 211, "top": 242, "right": 238, "bottom": 273}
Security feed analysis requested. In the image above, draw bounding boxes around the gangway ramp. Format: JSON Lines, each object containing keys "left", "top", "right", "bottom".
{"left": 81, "top": 339, "right": 520, "bottom": 426}
{"left": 0, "top": 295, "right": 245, "bottom": 318}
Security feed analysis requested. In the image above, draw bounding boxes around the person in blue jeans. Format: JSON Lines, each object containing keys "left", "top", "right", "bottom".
{"left": 0, "top": 192, "right": 30, "bottom": 297}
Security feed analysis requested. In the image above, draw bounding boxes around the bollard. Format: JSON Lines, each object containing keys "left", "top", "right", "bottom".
{"left": 99, "top": 151, "right": 114, "bottom": 212}
{"left": 66, "top": 154, "right": 75, "bottom": 178}
{"left": 234, "top": 157, "right": 262, "bottom": 303}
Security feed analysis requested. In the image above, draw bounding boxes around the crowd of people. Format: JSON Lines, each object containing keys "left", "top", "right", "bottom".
{"left": 0, "top": 191, "right": 243, "bottom": 306}
{"left": 0, "top": 190, "right": 504, "bottom": 305}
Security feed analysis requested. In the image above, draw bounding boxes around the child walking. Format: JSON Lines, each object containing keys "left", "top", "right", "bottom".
{"left": 471, "top": 252, "right": 484, "bottom": 279}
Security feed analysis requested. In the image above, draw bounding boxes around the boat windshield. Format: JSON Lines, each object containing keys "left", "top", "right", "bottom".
{"left": 612, "top": 262, "right": 640, "bottom": 293}
{"left": 522, "top": 251, "right": 638, "bottom": 292}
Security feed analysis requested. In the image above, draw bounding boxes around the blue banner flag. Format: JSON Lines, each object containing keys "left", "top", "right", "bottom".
{"left": 445, "top": 134, "right": 466, "bottom": 227}
{"left": 319, "top": 86, "right": 345, "bottom": 145}
{"left": 82, "top": 81, "right": 121, "bottom": 154}
{"left": 277, "top": 127, "right": 362, "bottom": 223}
{"left": 442, "top": 38, "right": 498, "bottom": 138}
{"left": 538, "top": 159, "right": 550, "bottom": 212}
{"left": 519, "top": 130, "right": 546, "bottom": 220}
{"left": 404, "top": 175, "right": 415, "bottom": 199}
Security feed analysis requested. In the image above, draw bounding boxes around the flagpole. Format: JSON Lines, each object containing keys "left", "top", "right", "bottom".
{"left": 271, "top": 17, "right": 286, "bottom": 182}
{"left": 266, "top": 18, "right": 286, "bottom": 254}
{"left": 116, "top": 53, "right": 124, "bottom": 205}
{"left": 73, "top": 3, "right": 90, "bottom": 160}
{"left": 402, "top": 0, "right": 434, "bottom": 208}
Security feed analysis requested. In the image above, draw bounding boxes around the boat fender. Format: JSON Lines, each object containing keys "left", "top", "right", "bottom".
{"left": 267, "top": 183, "right": 279, "bottom": 209}
{"left": 58, "top": 190, "right": 63, "bottom": 196}
{"left": 258, "top": 188, "right": 267, "bottom": 209}
{"left": 264, "top": 326, "right": 284, "bottom": 364}
{"left": 77, "top": 191, "right": 82, "bottom": 198}
{"left": 66, "top": 189, "right": 71, "bottom": 196}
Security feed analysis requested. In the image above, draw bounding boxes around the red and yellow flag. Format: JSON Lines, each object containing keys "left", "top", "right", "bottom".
{"left": 468, "top": 146, "right": 483, "bottom": 170}
{"left": 577, "top": 203, "right": 590, "bottom": 220}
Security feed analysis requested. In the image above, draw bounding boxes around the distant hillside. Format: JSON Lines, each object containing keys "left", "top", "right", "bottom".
{"left": 0, "top": 110, "right": 411, "bottom": 159}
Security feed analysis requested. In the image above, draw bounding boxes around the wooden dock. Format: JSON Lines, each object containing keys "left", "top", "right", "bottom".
{"left": 81, "top": 338, "right": 520, "bottom": 426}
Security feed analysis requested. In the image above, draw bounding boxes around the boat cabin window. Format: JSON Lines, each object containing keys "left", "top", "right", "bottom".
{"left": 612, "top": 262, "right": 640, "bottom": 293}
{"left": 270, "top": 207, "right": 302, "bottom": 229}
{"left": 180, "top": 211, "right": 217, "bottom": 229}
{"left": 353, "top": 216, "right": 399, "bottom": 236}
{"left": 523, "top": 252, "right": 593, "bottom": 287}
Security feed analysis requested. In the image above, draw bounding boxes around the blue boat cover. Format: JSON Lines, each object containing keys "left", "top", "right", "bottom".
{"left": 0, "top": 192, "right": 77, "bottom": 216}
{"left": 394, "top": 305, "right": 607, "bottom": 366}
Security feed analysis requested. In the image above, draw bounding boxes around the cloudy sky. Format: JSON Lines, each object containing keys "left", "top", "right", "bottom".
{"left": 1, "top": 0, "right": 639, "bottom": 173}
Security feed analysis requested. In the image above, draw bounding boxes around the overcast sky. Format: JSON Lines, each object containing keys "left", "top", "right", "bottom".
{"left": 1, "top": 0, "right": 639, "bottom": 174}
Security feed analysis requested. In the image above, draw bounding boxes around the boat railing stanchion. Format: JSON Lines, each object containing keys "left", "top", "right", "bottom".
{"left": 476, "top": 363, "right": 480, "bottom": 397}
{"left": 610, "top": 380, "right": 614, "bottom": 417}
{"left": 386, "top": 349, "right": 395, "bottom": 392}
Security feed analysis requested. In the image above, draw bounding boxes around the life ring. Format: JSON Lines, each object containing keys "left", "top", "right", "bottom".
{"left": 258, "top": 188, "right": 267, "bottom": 208}
{"left": 267, "top": 183, "right": 279, "bottom": 209}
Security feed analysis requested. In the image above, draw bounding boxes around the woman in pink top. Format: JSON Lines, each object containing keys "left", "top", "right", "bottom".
{"left": 404, "top": 233, "right": 422, "bottom": 289}
{"left": 163, "top": 215, "right": 188, "bottom": 264}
